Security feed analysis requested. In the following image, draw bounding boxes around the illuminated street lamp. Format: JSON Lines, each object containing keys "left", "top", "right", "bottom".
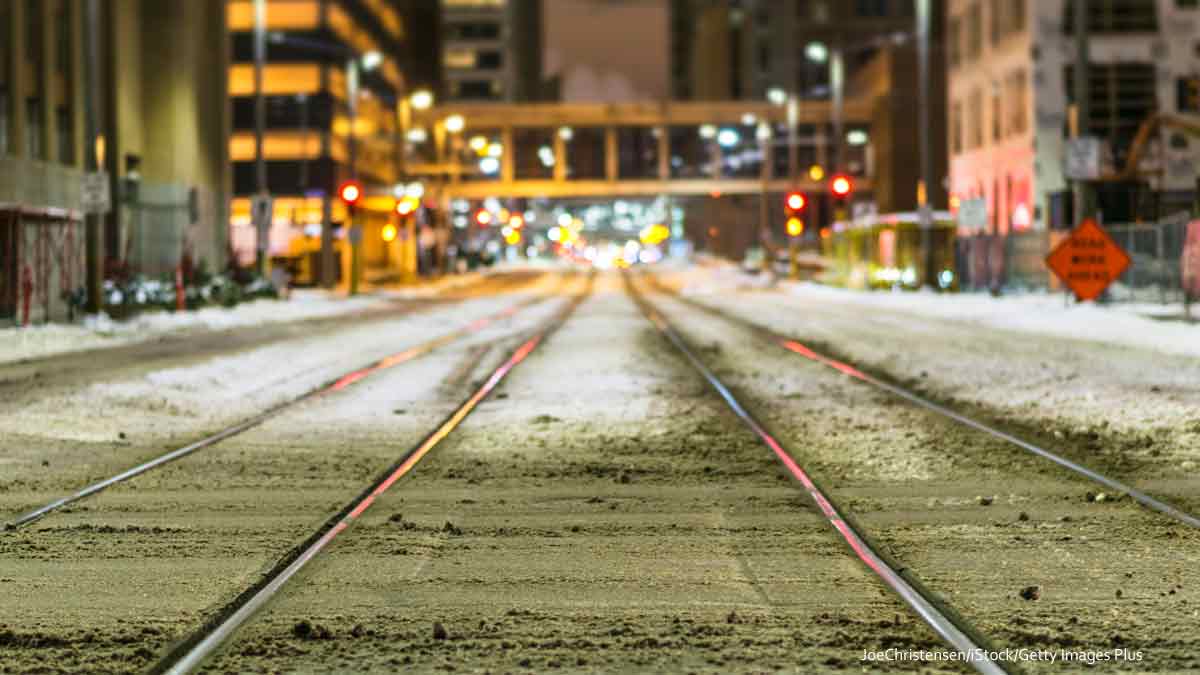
{"left": 410, "top": 89, "right": 433, "bottom": 110}
{"left": 445, "top": 114, "right": 465, "bottom": 134}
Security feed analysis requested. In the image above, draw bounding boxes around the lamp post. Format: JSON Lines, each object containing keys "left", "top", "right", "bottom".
{"left": 397, "top": 89, "right": 433, "bottom": 283}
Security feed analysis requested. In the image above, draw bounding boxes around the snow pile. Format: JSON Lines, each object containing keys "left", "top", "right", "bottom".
{"left": 776, "top": 282, "right": 1200, "bottom": 359}
{"left": 0, "top": 290, "right": 390, "bottom": 365}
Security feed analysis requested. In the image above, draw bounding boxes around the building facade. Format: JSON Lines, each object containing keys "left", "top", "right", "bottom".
{"left": 226, "top": 0, "right": 413, "bottom": 284}
{"left": 1, "top": 0, "right": 230, "bottom": 323}
{"left": 439, "top": 0, "right": 543, "bottom": 102}
{"left": 947, "top": 0, "right": 1200, "bottom": 233}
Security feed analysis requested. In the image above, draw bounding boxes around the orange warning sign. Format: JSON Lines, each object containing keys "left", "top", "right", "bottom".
{"left": 1044, "top": 219, "right": 1131, "bottom": 301}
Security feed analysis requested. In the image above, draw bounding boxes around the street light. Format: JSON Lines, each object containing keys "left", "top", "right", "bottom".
{"left": 410, "top": 89, "right": 434, "bottom": 110}
{"left": 445, "top": 114, "right": 465, "bottom": 134}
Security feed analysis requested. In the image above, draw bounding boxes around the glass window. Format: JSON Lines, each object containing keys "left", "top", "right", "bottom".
{"left": 26, "top": 98, "right": 43, "bottom": 159}
{"left": 25, "top": 0, "right": 41, "bottom": 63}
{"left": 966, "top": 3, "right": 982, "bottom": 61}
{"left": 55, "top": 1, "right": 70, "bottom": 74}
{"left": 56, "top": 105, "right": 72, "bottom": 164}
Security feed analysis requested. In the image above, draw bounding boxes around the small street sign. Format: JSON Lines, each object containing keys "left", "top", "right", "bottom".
{"left": 81, "top": 172, "right": 111, "bottom": 214}
{"left": 956, "top": 198, "right": 987, "bottom": 231}
{"left": 1064, "top": 136, "right": 1101, "bottom": 180}
{"left": 251, "top": 194, "right": 273, "bottom": 253}
{"left": 1045, "top": 218, "right": 1131, "bottom": 301}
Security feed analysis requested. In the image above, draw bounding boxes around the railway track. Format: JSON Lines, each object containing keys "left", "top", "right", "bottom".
{"left": 149, "top": 275, "right": 593, "bottom": 674}
{"left": 644, "top": 273, "right": 1200, "bottom": 530}
{"left": 5, "top": 275, "right": 570, "bottom": 531}
{"left": 624, "top": 272, "right": 1009, "bottom": 675}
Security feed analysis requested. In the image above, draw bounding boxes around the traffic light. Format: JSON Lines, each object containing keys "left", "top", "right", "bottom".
{"left": 830, "top": 175, "right": 852, "bottom": 200}
{"left": 381, "top": 224, "right": 398, "bottom": 242}
{"left": 785, "top": 191, "right": 807, "bottom": 212}
{"left": 395, "top": 196, "right": 418, "bottom": 216}
{"left": 337, "top": 180, "right": 362, "bottom": 209}
{"left": 474, "top": 209, "right": 493, "bottom": 226}
{"left": 786, "top": 217, "right": 804, "bottom": 237}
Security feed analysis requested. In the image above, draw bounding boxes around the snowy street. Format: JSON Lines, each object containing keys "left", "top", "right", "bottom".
{"left": 2, "top": 263, "right": 1198, "bottom": 673}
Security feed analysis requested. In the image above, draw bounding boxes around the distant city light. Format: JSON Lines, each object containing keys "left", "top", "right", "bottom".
{"left": 405, "top": 182, "right": 424, "bottom": 198}
{"left": 360, "top": 51, "right": 383, "bottom": 71}
{"left": 469, "top": 135, "right": 488, "bottom": 152}
{"left": 809, "top": 164, "right": 825, "bottom": 181}
{"left": 846, "top": 130, "right": 869, "bottom": 146}
{"left": 410, "top": 89, "right": 434, "bottom": 110}
{"left": 805, "top": 41, "right": 829, "bottom": 64}
{"left": 558, "top": 126, "right": 574, "bottom": 141}
{"left": 557, "top": 213, "right": 573, "bottom": 227}
{"left": 486, "top": 142, "right": 503, "bottom": 157}
{"left": 741, "top": 113, "right": 757, "bottom": 126}
{"left": 766, "top": 87, "right": 788, "bottom": 105}
{"left": 756, "top": 122, "right": 772, "bottom": 141}
{"left": 699, "top": 124, "right": 717, "bottom": 140}
{"left": 716, "top": 128, "right": 740, "bottom": 148}
{"left": 479, "top": 157, "right": 500, "bottom": 174}
{"left": 444, "top": 114, "right": 465, "bottom": 133}
{"left": 406, "top": 127, "right": 428, "bottom": 144}
{"left": 547, "top": 226, "right": 562, "bottom": 242}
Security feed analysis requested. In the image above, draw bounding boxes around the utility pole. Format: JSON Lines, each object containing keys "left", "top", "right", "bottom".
{"left": 252, "top": 0, "right": 268, "bottom": 277}
{"left": 916, "top": 0, "right": 934, "bottom": 287}
{"left": 1072, "top": 0, "right": 1094, "bottom": 223}
{"left": 83, "top": 0, "right": 102, "bottom": 313}
{"left": 347, "top": 59, "right": 361, "bottom": 296}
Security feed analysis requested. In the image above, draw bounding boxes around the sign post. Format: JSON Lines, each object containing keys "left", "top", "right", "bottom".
{"left": 1045, "top": 218, "right": 1131, "bottom": 302}
{"left": 80, "top": 172, "right": 111, "bottom": 214}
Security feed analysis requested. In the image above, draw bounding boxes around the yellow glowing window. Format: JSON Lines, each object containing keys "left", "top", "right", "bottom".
{"left": 444, "top": 49, "right": 477, "bottom": 69}
{"left": 228, "top": 64, "right": 322, "bottom": 96}
{"left": 227, "top": 0, "right": 319, "bottom": 31}
{"left": 229, "top": 131, "right": 323, "bottom": 161}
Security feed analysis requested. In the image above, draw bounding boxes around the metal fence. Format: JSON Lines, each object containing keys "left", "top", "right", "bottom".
{"left": 956, "top": 213, "right": 1194, "bottom": 308}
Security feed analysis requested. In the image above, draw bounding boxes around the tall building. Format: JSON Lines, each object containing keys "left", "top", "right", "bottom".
{"left": 1, "top": 0, "right": 230, "bottom": 323}
{"left": 226, "top": 0, "right": 411, "bottom": 285}
{"left": 439, "top": 0, "right": 543, "bottom": 102}
{"left": 947, "top": 0, "right": 1200, "bottom": 233}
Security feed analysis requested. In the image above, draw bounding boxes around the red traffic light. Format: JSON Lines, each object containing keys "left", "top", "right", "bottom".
{"left": 785, "top": 192, "right": 807, "bottom": 212}
{"left": 830, "top": 175, "right": 852, "bottom": 198}
{"left": 474, "top": 209, "right": 493, "bottom": 226}
{"left": 338, "top": 180, "right": 362, "bottom": 206}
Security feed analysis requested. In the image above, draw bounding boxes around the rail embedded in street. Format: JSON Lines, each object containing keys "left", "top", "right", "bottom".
{"left": 623, "top": 273, "right": 1008, "bottom": 675}
{"left": 649, "top": 274, "right": 1200, "bottom": 531}
{"left": 153, "top": 276, "right": 593, "bottom": 675}
{"left": 4, "top": 283, "right": 564, "bottom": 531}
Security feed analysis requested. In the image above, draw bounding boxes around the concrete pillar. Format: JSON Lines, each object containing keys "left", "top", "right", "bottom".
{"left": 500, "top": 125, "right": 514, "bottom": 183}
{"left": 553, "top": 131, "right": 566, "bottom": 182}
{"left": 39, "top": 0, "right": 54, "bottom": 163}
{"left": 656, "top": 126, "right": 669, "bottom": 180}
{"left": 604, "top": 126, "right": 618, "bottom": 181}
{"left": 10, "top": 0, "right": 27, "bottom": 159}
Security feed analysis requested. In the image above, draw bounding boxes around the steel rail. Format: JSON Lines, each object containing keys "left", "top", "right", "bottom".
{"left": 648, "top": 275, "right": 1200, "bottom": 530}
{"left": 624, "top": 274, "right": 1007, "bottom": 675}
{"left": 152, "top": 277, "right": 592, "bottom": 675}
{"left": 5, "top": 282, "right": 563, "bottom": 531}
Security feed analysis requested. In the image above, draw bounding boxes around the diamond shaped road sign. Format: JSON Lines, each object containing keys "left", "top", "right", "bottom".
{"left": 1045, "top": 218, "right": 1131, "bottom": 301}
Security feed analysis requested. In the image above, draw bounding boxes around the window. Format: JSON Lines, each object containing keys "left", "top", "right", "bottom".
{"left": 25, "top": 0, "right": 41, "bottom": 63}
{"left": 476, "top": 50, "right": 503, "bottom": 69}
{"left": 948, "top": 17, "right": 961, "bottom": 68}
{"left": 1178, "top": 77, "right": 1200, "bottom": 112}
{"left": 56, "top": 105, "right": 72, "bottom": 164}
{"left": 992, "top": 90, "right": 1002, "bottom": 141}
{"left": 26, "top": 98, "right": 43, "bottom": 159}
{"left": 446, "top": 21, "right": 500, "bottom": 40}
{"left": 1066, "top": 62, "right": 1157, "bottom": 166}
{"left": 968, "top": 87, "right": 983, "bottom": 148}
{"left": 1063, "top": 0, "right": 1157, "bottom": 33}
{"left": 856, "top": 0, "right": 888, "bottom": 17}
{"left": 990, "top": 0, "right": 1004, "bottom": 44}
{"left": 1009, "top": 69, "right": 1028, "bottom": 134}
{"left": 966, "top": 3, "right": 982, "bottom": 61}
{"left": 55, "top": 1, "right": 70, "bottom": 74}
{"left": 444, "top": 48, "right": 476, "bottom": 69}
{"left": 951, "top": 100, "right": 963, "bottom": 154}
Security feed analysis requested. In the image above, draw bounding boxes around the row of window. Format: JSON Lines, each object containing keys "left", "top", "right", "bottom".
{"left": 948, "top": 0, "right": 1026, "bottom": 69}
{"left": 949, "top": 69, "right": 1028, "bottom": 155}
{"left": 0, "top": 0, "right": 77, "bottom": 165}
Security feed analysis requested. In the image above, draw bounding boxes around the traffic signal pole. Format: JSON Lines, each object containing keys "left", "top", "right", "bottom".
{"left": 916, "top": 0, "right": 935, "bottom": 287}
{"left": 346, "top": 59, "right": 361, "bottom": 296}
